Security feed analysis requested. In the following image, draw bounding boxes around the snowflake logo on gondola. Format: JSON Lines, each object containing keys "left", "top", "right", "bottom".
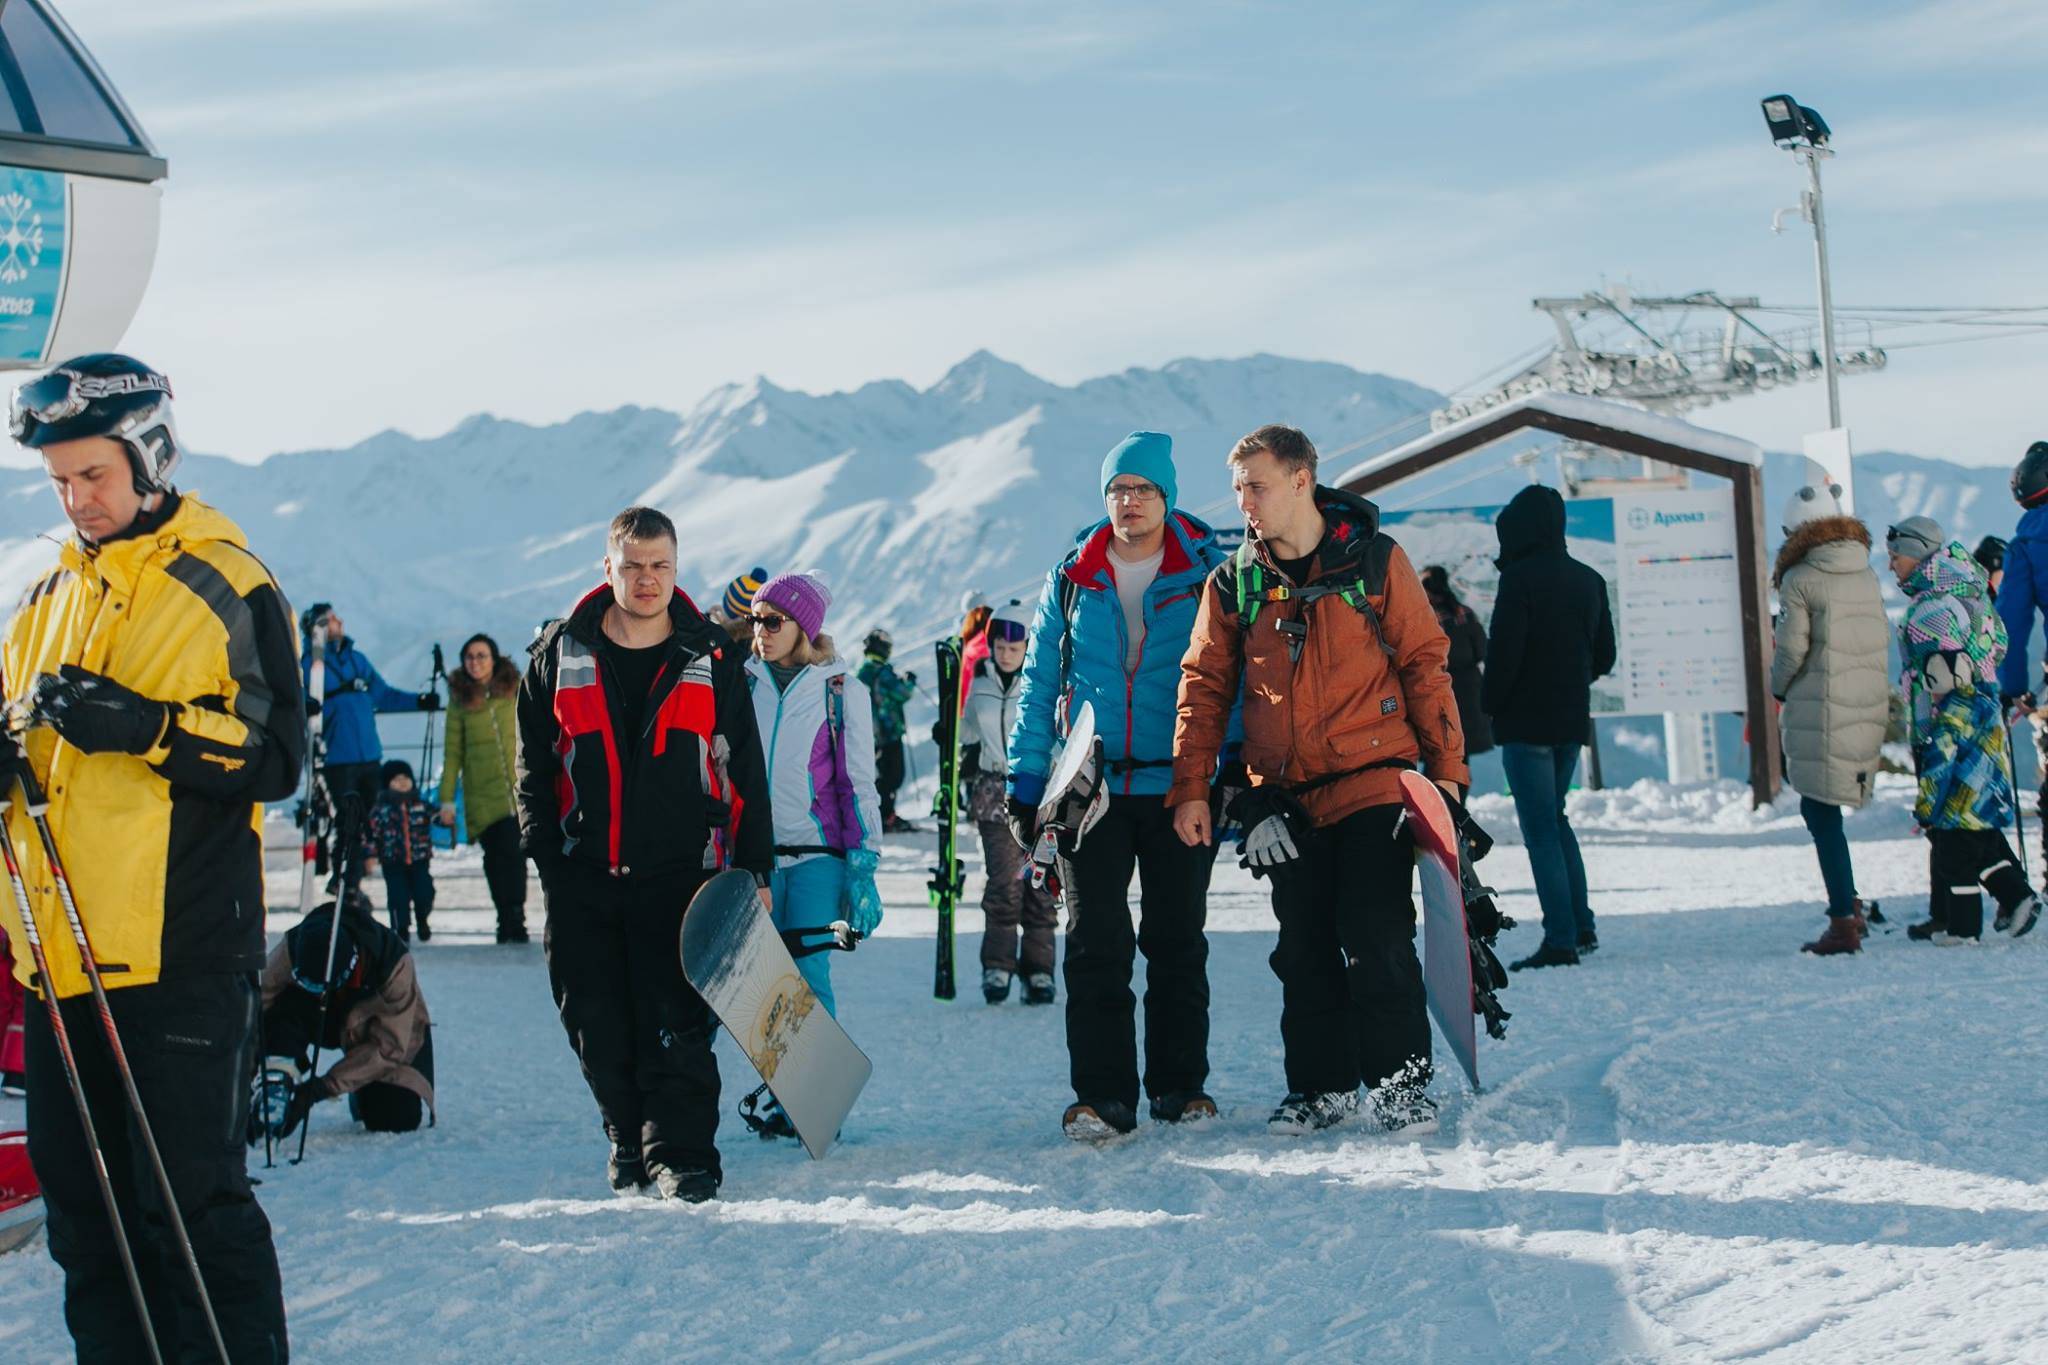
{"left": 0, "top": 193, "right": 44, "bottom": 286}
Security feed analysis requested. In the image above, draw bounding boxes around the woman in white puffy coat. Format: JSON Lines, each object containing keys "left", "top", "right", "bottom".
{"left": 1770, "top": 484, "right": 1891, "bottom": 956}
{"left": 742, "top": 572, "right": 883, "bottom": 1022}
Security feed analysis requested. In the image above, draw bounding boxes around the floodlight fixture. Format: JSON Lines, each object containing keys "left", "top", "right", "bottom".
{"left": 1761, "top": 95, "right": 1830, "bottom": 149}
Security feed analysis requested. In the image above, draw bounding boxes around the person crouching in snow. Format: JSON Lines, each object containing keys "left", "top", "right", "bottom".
{"left": 368, "top": 759, "right": 438, "bottom": 942}
{"left": 253, "top": 900, "right": 435, "bottom": 1143}
{"left": 743, "top": 571, "right": 883, "bottom": 1139}
{"left": 1887, "top": 517, "right": 2041, "bottom": 942}
{"left": 966, "top": 600, "right": 1059, "bottom": 1004}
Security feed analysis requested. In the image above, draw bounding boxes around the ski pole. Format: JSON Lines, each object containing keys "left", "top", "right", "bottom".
{"left": 2006, "top": 716, "right": 2029, "bottom": 879}
{"left": 0, "top": 790, "right": 163, "bottom": 1365}
{"left": 10, "top": 766, "right": 229, "bottom": 1364}
{"left": 419, "top": 643, "right": 444, "bottom": 796}
{"left": 295, "top": 791, "right": 364, "bottom": 1166}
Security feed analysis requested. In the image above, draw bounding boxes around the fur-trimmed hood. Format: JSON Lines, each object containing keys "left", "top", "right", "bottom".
{"left": 449, "top": 655, "right": 520, "bottom": 709}
{"left": 1774, "top": 516, "right": 1872, "bottom": 588}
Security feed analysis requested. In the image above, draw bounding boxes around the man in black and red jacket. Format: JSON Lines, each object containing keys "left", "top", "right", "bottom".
{"left": 515, "top": 505, "right": 772, "bottom": 1202}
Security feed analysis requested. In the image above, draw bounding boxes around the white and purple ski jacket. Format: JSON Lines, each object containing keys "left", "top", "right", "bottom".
{"left": 744, "top": 657, "right": 882, "bottom": 867}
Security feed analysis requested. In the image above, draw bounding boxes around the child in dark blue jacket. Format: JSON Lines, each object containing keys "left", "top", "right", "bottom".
{"left": 368, "top": 759, "right": 438, "bottom": 941}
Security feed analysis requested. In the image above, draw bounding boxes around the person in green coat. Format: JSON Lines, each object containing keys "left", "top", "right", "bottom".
{"left": 435, "top": 632, "right": 529, "bottom": 941}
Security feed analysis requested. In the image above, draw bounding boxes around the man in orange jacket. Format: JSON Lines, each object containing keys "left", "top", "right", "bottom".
{"left": 1171, "top": 425, "right": 1467, "bottom": 1136}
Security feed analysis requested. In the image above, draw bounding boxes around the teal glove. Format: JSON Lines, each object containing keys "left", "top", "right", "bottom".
{"left": 844, "top": 848, "right": 883, "bottom": 937}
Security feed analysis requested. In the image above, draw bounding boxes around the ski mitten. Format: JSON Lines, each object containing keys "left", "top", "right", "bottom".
{"left": 844, "top": 848, "right": 883, "bottom": 936}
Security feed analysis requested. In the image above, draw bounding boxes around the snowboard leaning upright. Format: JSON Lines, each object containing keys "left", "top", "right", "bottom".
{"left": 1397, "top": 770, "right": 1482, "bottom": 1089}
{"left": 680, "top": 870, "right": 872, "bottom": 1159}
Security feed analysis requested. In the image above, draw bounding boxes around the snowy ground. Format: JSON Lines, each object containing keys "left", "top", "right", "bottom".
{"left": 5, "top": 776, "right": 2048, "bottom": 1362}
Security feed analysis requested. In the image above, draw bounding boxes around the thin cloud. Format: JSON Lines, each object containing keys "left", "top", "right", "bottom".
{"left": 146, "top": 21, "right": 1144, "bottom": 136}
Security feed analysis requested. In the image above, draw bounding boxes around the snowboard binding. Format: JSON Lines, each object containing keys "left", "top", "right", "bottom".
{"left": 1029, "top": 701, "right": 1109, "bottom": 893}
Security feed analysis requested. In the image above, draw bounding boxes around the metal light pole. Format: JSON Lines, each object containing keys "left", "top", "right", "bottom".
{"left": 1762, "top": 95, "right": 1842, "bottom": 429}
{"left": 1798, "top": 145, "right": 1841, "bottom": 428}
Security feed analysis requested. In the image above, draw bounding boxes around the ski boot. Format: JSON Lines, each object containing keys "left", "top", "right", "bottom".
{"left": 1995, "top": 894, "right": 2042, "bottom": 939}
{"left": 1369, "top": 1085, "right": 1440, "bottom": 1137}
{"left": 1149, "top": 1091, "right": 1218, "bottom": 1124}
{"left": 1062, "top": 1099, "right": 1137, "bottom": 1141}
{"left": 1907, "top": 917, "right": 1945, "bottom": 942}
{"left": 982, "top": 968, "right": 1012, "bottom": 1004}
{"left": 1509, "top": 941, "right": 1579, "bottom": 971}
{"left": 1021, "top": 972, "right": 1057, "bottom": 1006}
{"left": 1576, "top": 930, "right": 1599, "bottom": 956}
{"left": 607, "top": 1142, "right": 649, "bottom": 1194}
{"left": 646, "top": 1161, "right": 718, "bottom": 1203}
{"left": 1267, "top": 1090, "right": 1358, "bottom": 1136}
{"left": 416, "top": 910, "right": 431, "bottom": 942}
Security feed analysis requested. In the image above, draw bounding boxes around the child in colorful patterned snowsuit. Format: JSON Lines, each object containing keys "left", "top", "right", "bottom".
{"left": 1888, "top": 518, "right": 2042, "bottom": 942}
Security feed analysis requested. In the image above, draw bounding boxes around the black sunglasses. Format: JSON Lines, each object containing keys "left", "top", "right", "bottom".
{"left": 750, "top": 613, "right": 790, "bottom": 631}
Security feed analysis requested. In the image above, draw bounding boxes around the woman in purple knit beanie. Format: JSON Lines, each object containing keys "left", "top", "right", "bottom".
{"left": 740, "top": 570, "right": 885, "bottom": 1141}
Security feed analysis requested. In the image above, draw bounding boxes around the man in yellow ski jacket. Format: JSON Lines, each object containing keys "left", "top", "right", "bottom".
{"left": 1, "top": 354, "right": 297, "bottom": 1361}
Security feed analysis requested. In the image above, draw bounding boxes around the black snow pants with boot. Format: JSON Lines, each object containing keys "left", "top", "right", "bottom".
{"left": 1061, "top": 794, "right": 1211, "bottom": 1109}
{"left": 1266, "top": 803, "right": 1432, "bottom": 1098}
{"left": 544, "top": 865, "right": 722, "bottom": 1183}
{"left": 26, "top": 973, "right": 289, "bottom": 1362}
{"left": 1927, "top": 827, "right": 2032, "bottom": 939}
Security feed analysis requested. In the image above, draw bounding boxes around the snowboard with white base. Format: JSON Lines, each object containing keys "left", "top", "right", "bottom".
{"left": 680, "top": 870, "right": 872, "bottom": 1159}
{"left": 1397, "top": 770, "right": 1482, "bottom": 1089}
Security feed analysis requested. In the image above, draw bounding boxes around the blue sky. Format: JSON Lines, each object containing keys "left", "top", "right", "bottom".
{"left": 50, "top": 0, "right": 2048, "bottom": 465}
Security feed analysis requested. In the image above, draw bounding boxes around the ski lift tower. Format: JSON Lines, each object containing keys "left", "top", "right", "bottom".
{"left": 0, "top": 2, "right": 166, "bottom": 370}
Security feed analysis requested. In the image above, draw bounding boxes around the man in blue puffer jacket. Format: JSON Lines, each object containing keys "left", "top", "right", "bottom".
{"left": 1997, "top": 440, "right": 2048, "bottom": 859}
{"left": 1007, "top": 431, "right": 1231, "bottom": 1140}
{"left": 302, "top": 602, "right": 438, "bottom": 892}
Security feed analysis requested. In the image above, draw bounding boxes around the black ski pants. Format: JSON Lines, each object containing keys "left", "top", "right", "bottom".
{"left": 875, "top": 738, "right": 906, "bottom": 822}
{"left": 543, "top": 867, "right": 722, "bottom": 1180}
{"left": 476, "top": 815, "right": 529, "bottom": 936}
{"left": 382, "top": 860, "right": 434, "bottom": 941}
{"left": 26, "top": 972, "right": 289, "bottom": 1363}
{"left": 322, "top": 761, "right": 383, "bottom": 898}
{"left": 1927, "top": 827, "right": 2031, "bottom": 939}
{"left": 1267, "top": 803, "right": 1432, "bottom": 1098}
{"left": 1061, "top": 794, "right": 1211, "bottom": 1108}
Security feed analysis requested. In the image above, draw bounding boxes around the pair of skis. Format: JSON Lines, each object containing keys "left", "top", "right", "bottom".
{"left": 927, "top": 637, "right": 965, "bottom": 1000}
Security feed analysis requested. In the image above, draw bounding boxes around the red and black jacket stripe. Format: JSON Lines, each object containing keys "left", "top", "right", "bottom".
{"left": 514, "top": 585, "right": 772, "bottom": 884}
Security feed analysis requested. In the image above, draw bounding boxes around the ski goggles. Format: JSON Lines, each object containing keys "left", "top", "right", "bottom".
{"left": 986, "top": 618, "right": 1028, "bottom": 644}
{"left": 292, "top": 948, "right": 360, "bottom": 995}
{"left": 10, "top": 368, "right": 173, "bottom": 439}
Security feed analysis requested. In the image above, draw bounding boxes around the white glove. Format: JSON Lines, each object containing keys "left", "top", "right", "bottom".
{"left": 1241, "top": 813, "right": 1300, "bottom": 869}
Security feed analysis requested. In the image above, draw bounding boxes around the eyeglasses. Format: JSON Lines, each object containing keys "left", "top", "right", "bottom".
{"left": 462, "top": 650, "right": 493, "bottom": 662}
{"left": 1106, "top": 481, "right": 1161, "bottom": 504}
{"left": 750, "top": 613, "right": 789, "bottom": 632}
{"left": 987, "top": 618, "right": 1028, "bottom": 643}
{"left": 11, "top": 367, "right": 172, "bottom": 439}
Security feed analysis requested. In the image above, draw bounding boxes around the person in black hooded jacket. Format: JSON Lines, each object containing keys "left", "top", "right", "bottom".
{"left": 1482, "top": 485, "right": 1616, "bottom": 970}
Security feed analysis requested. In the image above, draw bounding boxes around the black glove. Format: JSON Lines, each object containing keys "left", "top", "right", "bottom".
{"left": 960, "top": 742, "right": 983, "bottom": 779}
{"left": 1005, "top": 796, "right": 1036, "bottom": 852}
{"left": 306, "top": 695, "right": 322, "bottom": 718}
{"left": 1227, "top": 787, "right": 1312, "bottom": 881}
{"left": 905, "top": 671, "right": 918, "bottom": 688}
{"left": 278, "top": 1076, "right": 327, "bottom": 1138}
{"left": 30, "top": 665, "right": 172, "bottom": 755}
{"left": 417, "top": 691, "right": 441, "bottom": 713}
{"left": 1210, "top": 760, "right": 1250, "bottom": 838}
{"left": 0, "top": 728, "right": 26, "bottom": 781}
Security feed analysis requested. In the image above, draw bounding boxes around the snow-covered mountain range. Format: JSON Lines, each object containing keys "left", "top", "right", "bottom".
{"left": 0, "top": 351, "right": 2020, "bottom": 700}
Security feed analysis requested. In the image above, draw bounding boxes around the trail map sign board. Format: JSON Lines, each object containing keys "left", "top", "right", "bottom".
{"left": 1382, "top": 487, "right": 1744, "bottom": 718}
